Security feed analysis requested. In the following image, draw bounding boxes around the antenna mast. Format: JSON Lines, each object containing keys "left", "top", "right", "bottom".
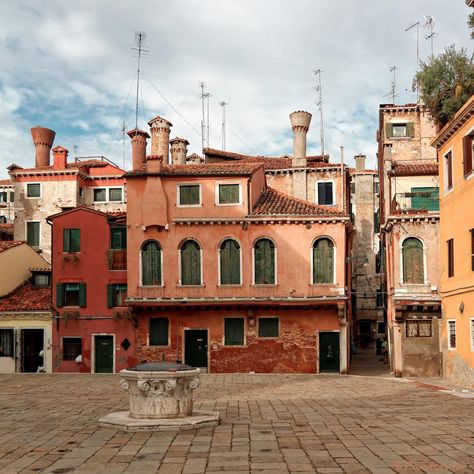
{"left": 199, "top": 82, "right": 211, "bottom": 150}
{"left": 132, "top": 31, "right": 148, "bottom": 129}
{"left": 424, "top": 15, "right": 435, "bottom": 57}
{"left": 121, "top": 121, "right": 126, "bottom": 169}
{"left": 383, "top": 66, "right": 398, "bottom": 104}
{"left": 313, "top": 69, "right": 325, "bottom": 156}
{"left": 405, "top": 21, "right": 420, "bottom": 101}
{"left": 219, "top": 101, "right": 228, "bottom": 150}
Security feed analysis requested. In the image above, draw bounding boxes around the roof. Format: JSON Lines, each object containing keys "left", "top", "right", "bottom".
{"left": 204, "top": 148, "right": 330, "bottom": 164}
{"left": 0, "top": 241, "right": 24, "bottom": 253}
{"left": 251, "top": 187, "right": 346, "bottom": 217}
{"left": 9, "top": 159, "right": 124, "bottom": 174}
{"left": 126, "top": 162, "right": 263, "bottom": 177}
{"left": 47, "top": 206, "right": 126, "bottom": 221}
{"left": 388, "top": 162, "right": 438, "bottom": 176}
{"left": 0, "top": 223, "right": 14, "bottom": 234}
{"left": 0, "top": 179, "right": 12, "bottom": 186}
{"left": 0, "top": 282, "right": 50, "bottom": 312}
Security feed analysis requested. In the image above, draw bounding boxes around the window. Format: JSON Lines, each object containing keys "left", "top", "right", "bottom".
{"left": 93, "top": 188, "right": 107, "bottom": 202}
{"left": 63, "top": 228, "right": 80, "bottom": 252}
{"left": 410, "top": 187, "right": 439, "bottom": 211}
{"left": 180, "top": 240, "right": 201, "bottom": 285}
{"left": 219, "top": 239, "right": 241, "bottom": 285}
{"left": 141, "top": 241, "right": 162, "bottom": 286}
{"left": 258, "top": 318, "right": 279, "bottom": 337}
{"left": 386, "top": 122, "right": 415, "bottom": 139}
{"left": 26, "top": 183, "right": 41, "bottom": 198}
{"left": 317, "top": 182, "right": 334, "bottom": 205}
{"left": 107, "top": 284, "right": 127, "bottom": 307}
{"left": 471, "top": 229, "right": 474, "bottom": 272}
{"left": 56, "top": 283, "right": 86, "bottom": 307}
{"left": 0, "top": 191, "right": 7, "bottom": 203}
{"left": 26, "top": 221, "right": 40, "bottom": 247}
{"left": 471, "top": 319, "right": 474, "bottom": 352}
{"left": 254, "top": 239, "right": 275, "bottom": 284}
{"left": 448, "top": 320, "right": 456, "bottom": 349}
{"left": 149, "top": 318, "right": 169, "bottom": 346}
{"left": 109, "top": 188, "right": 123, "bottom": 202}
{"left": 224, "top": 318, "right": 244, "bottom": 345}
{"left": 377, "top": 322, "right": 386, "bottom": 334}
{"left": 178, "top": 184, "right": 201, "bottom": 206}
{"left": 33, "top": 273, "right": 50, "bottom": 286}
{"left": 218, "top": 183, "right": 240, "bottom": 205}
{"left": 79, "top": 187, "right": 85, "bottom": 198}
{"left": 444, "top": 151, "right": 453, "bottom": 191}
{"left": 402, "top": 238, "right": 424, "bottom": 284}
{"left": 63, "top": 337, "right": 82, "bottom": 361}
{"left": 111, "top": 227, "right": 126, "bottom": 250}
{"left": 406, "top": 320, "right": 432, "bottom": 337}
{"left": 447, "top": 239, "right": 454, "bottom": 278}
{"left": 463, "top": 134, "right": 473, "bottom": 177}
{"left": 0, "top": 329, "right": 14, "bottom": 357}
{"left": 312, "top": 238, "right": 334, "bottom": 284}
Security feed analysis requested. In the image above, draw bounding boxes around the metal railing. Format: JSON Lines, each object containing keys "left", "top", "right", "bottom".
{"left": 391, "top": 190, "right": 439, "bottom": 213}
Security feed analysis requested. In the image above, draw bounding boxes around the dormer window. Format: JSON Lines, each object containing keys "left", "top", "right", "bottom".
{"left": 217, "top": 183, "right": 241, "bottom": 205}
{"left": 32, "top": 272, "right": 51, "bottom": 286}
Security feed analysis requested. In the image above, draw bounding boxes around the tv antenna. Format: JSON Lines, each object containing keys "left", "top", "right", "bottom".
{"left": 405, "top": 21, "right": 420, "bottom": 101}
{"left": 313, "top": 69, "right": 325, "bottom": 156}
{"left": 199, "top": 82, "right": 211, "bottom": 150}
{"left": 132, "top": 31, "right": 148, "bottom": 129}
{"left": 423, "top": 15, "right": 436, "bottom": 57}
{"left": 121, "top": 121, "right": 126, "bottom": 169}
{"left": 383, "top": 66, "right": 399, "bottom": 104}
{"left": 219, "top": 101, "right": 228, "bottom": 151}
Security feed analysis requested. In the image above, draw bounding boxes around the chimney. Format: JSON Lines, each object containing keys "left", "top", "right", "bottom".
{"left": 354, "top": 154, "right": 366, "bottom": 172}
{"left": 52, "top": 146, "right": 69, "bottom": 170}
{"left": 31, "top": 126, "right": 55, "bottom": 168}
{"left": 128, "top": 129, "right": 150, "bottom": 171}
{"left": 290, "top": 111, "right": 312, "bottom": 167}
{"left": 170, "top": 137, "right": 189, "bottom": 165}
{"left": 148, "top": 116, "right": 173, "bottom": 164}
{"left": 146, "top": 155, "right": 163, "bottom": 173}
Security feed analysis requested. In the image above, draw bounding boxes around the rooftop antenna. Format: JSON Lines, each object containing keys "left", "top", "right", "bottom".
{"left": 219, "top": 101, "right": 228, "bottom": 151}
{"left": 199, "top": 82, "right": 211, "bottom": 149}
{"left": 405, "top": 21, "right": 420, "bottom": 101}
{"left": 383, "top": 66, "right": 399, "bottom": 104}
{"left": 121, "top": 121, "right": 126, "bottom": 169}
{"left": 73, "top": 144, "right": 78, "bottom": 161}
{"left": 132, "top": 31, "right": 148, "bottom": 129}
{"left": 423, "top": 15, "right": 436, "bottom": 57}
{"left": 313, "top": 69, "right": 325, "bottom": 156}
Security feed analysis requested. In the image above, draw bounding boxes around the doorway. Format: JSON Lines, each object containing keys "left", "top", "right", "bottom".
{"left": 94, "top": 335, "right": 114, "bottom": 373}
{"left": 21, "top": 329, "right": 44, "bottom": 373}
{"left": 319, "top": 331, "right": 340, "bottom": 373}
{"left": 184, "top": 329, "right": 208, "bottom": 369}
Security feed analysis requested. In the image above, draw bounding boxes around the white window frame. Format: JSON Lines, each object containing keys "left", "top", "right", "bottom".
{"left": 217, "top": 237, "right": 243, "bottom": 286}
{"left": 315, "top": 180, "right": 336, "bottom": 206}
{"left": 108, "top": 187, "right": 124, "bottom": 203}
{"left": 251, "top": 237, "right": 278, "bottom": 285}
{"left": 399, "top": 236, "right": 427, "bottom": 286}
{"left": 257, "top": 316, "right": 280, "bottom": 339}
{"left": 391, "top": 122, "right": 408, "bottom": 138}
{"left": 223, "top": 316, "right": 246, "bottom": 347}
{"left": 443, "top": 147, "right": 454, "bottom": 195}
{"left": 92, "top": 186, "right": 125, "bottom": 203}
{"left": 310, "top": 236, "right": 336, "bottom": 285}
{"left": 25, "top": 220, "right": 41, "bottom": 247}
{"left": 177, "top": 183, "right": 202, "bottom": 208}
{"left": 26, "top": 182, "right": 41, "bottom": 199}
{"left": 178, "top": 239, "right": 203, "bottom": 286}
{"left": 215, "top": 181, "right": 242, "bottom": 206}
{"left": 448, "top": 319, "right": 456, "bottom": 350}
{"left": 139, "top": 240, "right": 163, "bottom": 287}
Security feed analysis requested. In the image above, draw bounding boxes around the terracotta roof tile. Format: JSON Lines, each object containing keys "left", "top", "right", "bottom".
{"left": 10, "top": 159, "right": 124, "bottom": 173}
{"left": 126, "top": 163, "right": 263, "bottom": 177}
{"left": 0, "top": 241, "right": 24, "bottom": 253}
{"left": 389, "top": 162, "right": 438, "bottom": 176}
{"left": 0, "top": 179, "right": 12, "bottom": 186}
{"left": 0, "top": 282, "right": 51, "bottom": 312}
{"left": 251, "top": 187, "right": 346, "bottom": 217}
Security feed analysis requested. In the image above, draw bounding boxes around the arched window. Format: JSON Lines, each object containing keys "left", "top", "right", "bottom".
{"left": 181, "top": 240, "right": 201, "bottom": 285}
{"left": 141, "top": 241, "right": 162, "bottom": 286}
{"left": 402, "top": 237, "right": 424, "bottom": 284}
{"left": 313, "top": 238, "right": 334, "bottom": 284}
{"left": 219, "top": 239, "right": 241, "bottom": 285}
{"left": 254, "top": 238, "right": 275, "bottom": 284}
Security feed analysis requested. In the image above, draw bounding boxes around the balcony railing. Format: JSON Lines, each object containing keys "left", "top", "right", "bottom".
{"left": 108, "top": 249, "right": 127, "bottom": 270}
{"left": 391, "top": 189, "right": 439, "bottom": 214}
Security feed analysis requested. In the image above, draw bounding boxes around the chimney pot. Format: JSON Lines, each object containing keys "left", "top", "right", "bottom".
{"left": 354, "top": 154, "right": 366, "bottom": 172}
{"left": 148, "top": 116, "right": 173, "bottom": 163}
{"left": 289, "top": 111, "right": 312, "bottom": 167}
{"left": 170, "top": 137, "right": 190, "bottom": 165}
{"left": 31, "top": 126, "right": 55, "bottom": 168}
{"left": 52, "top": 146, "right": 69, "bottom": 170}
{"left": 128, "top": 129, "right": 150, "bottom": 170}
{"left": 146, "top": 154, "right": 164, "bottom": 173}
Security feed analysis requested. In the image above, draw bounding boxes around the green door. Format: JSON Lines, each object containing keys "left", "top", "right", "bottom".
{"left": 184, "top": 330, "right": 208, "bottom": 368}
{"left": 95, "top": 335, "right": 114, "bottom": 373}
{"left": 319, "top": 332, "right": 340, "bottom": 373}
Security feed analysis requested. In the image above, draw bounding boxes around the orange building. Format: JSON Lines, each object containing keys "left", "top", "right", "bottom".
{"left": 432, "top": 95, "right": 474, "bottom": 387}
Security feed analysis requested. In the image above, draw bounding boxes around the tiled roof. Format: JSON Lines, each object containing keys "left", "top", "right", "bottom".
{"left": 0, "top": 224, "right": 14, "bottom": 234}
{"left": 0, "top": 179, "right": 12, "bottom": 186}
{"left": 9, "top": 159, "right": 123, "bottom": 174}
{"left": 126, "top": 163, "right": 263, "bottom": 177}
{"left": 0, "top": 241, "right": 24, "bottom": 253}
{"left": 389, "top": 162, "right": 438, "bottom": 176}
{"left": 251, "top": 187, "right": 346, "bottom": 217}
{"left": 239, "top": 157, "right": 334, "bottom": 171}
{"left": 0, "top": 282, "right": 51, "bottom": 312}
{"left": 203, "top": 148, "right": 329, "bottom": 164}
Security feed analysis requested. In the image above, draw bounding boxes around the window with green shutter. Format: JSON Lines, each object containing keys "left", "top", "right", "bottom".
{"left": 58, "top": 283, "right": 86, "bottom": 307}
{"left": 107, "top": 284, "right": 127, "bottom": 307}
{"left": 149, "top": 318, "right": 169, "bottom": 346}
{"left": 258, "top": 318, "right": 279, "bottom": 337}
{"left": 181, "top": 240, "right": 201, "bottom": 285}
{"left": 179, "top": 184, "right": 200, "bottom": 206}
{"left": 402, "top": 238, "right": 424, "bottom": 284}
{"left": 224, "top": 318, "right": 244, "bottom": 345}
{"left": 254, "top": 239, "right": 275, "bottom": 284}
{"left": 313, "top": 238, "right": 334, "bottom": 284}
{"left": 386, "top": 122, "right": 415, "bottom": 138}
{"left": 218, "top": 184, "right": 240, "bottom": 204}
{"left": 64, "top": 228, "right": 80, "bottom": 252}
{"left": 111, "top": 227, "right": 126, "bottom": 250}
{"left": 26, "top": 221, "right": 40, "bottom": 247}
{"left": 141, "top": 241, "right": 162, "bottom": 286}
{"left": 220, "top": 239, "right": 241, "bottom": 285}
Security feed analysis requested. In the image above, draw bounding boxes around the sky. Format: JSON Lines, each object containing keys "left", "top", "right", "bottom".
{"left": 0, "top": 0, "right": 472, "bottom": 178}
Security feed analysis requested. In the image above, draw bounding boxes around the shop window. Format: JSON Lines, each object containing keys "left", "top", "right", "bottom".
{"left": 63, "top": 337, "right": 82, "bottom": 361}
{"left": 219, "top": 239, "right": 241, "bottom": 285}
{"left": 224, "top": 318, "right": 244, "bottom": 345}
{"left": 254, "top": 238, "right": 275, "bottom": 285}
{"left": 402, "top": 238, "right": 424, "bottom": 284}
{"left": 312, "top": 238, "right": 334, "bottom": 284}
{"left": 258, "top": 318, "right": 279, "bottom": 337}
{"left": 149, "top": 318, "right": 169, "bottom": 346}
{"left": 406, "top": 320, "right": 432, "bottom": 337}
{"left": 64, "top": 228, "right": 80, "bottom": 252}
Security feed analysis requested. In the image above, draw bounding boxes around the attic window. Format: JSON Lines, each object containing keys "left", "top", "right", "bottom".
{"left": 33, "top": 273, "right": 50, "bottom": 286}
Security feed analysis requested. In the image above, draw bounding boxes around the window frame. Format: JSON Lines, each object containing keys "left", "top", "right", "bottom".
{"left": 406, "top": 319, "right": 432, "bottom": 338}
{"left": 224, "top": 317, "right": 245, "bottom": 346}
{"left": 25, "top": 220, "right": 40, "bottom": 247}
{"left": 140, "top": 240, "right": 163, "bottom": 287}
{"left": 447, "top": 238, "right": 454, "bottom": 278}
{"left": 63, "top": 228, "right": 81, "bottom": 253}
{"left": 107, "top": 283, "right": 127, "bottom": 308}
{"left": 62, "top": 337, "right": 82, "bottom": 361}
{"left": 311, "top": 237, "right": 336, "bottom": 285}
{"left": 149, "top": 317, "right": 170, "bottom": 346}
{"left": 252, "top": 237, "right": 277, "bottom": 285}
{"left": 316, "top": 180, "right": 335, "bottom": 206}
{"left": 443, "top": 148, "right": 454, "bottom": 194}
{"left": 0, "top": 328, "right": 14, "bottom": 357}
{"left": 108, "top": 187, "right": 124, "bottom": 202}
{"left": 92, "top": 186, "right": 125, "bottom": 203}
{"left": 448, "top": 319, "right": 456, "bottom": 350}
{"left": 215, "top": 181, "right": 242, "bottom": 206}
{"left": 400, "top": 236, "right": 426, "bottom": 285}
{"left": 177, "top": 183, "right": 202, "bottom": 207}
{"left": 56, "top": 282, "right": 86, "bottom": 308}
{"left": 179, "top": 239, "right": 202, "bottom": 286}
{"left": 258, "top": 317, "right": 279, "bottom": 338}
{"left": 26, "top": 182, "right": 41, "bottom": 199}
{"left": 218, "top": 238, "right": 242, "bottom": 286}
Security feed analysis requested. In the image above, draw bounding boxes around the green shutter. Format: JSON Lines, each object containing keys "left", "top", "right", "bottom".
{"left": 403, "top": 238, "right": 424, "bottom": 284}
{"left": 78, "top": 283, "right": 86, "bottom": 307}
{"left": 64, "top": 229, "right": 70, "bottom": 252}
{"left": 71, "top": 229, "right": 80, "bottom": 252}
{"left": 182, "top": 241, "right": 200, "bottom": 285}
{"left": 107, "top": 284, "right": 114, "bottom": 308}
{"left": 111, "top": 227, "right": 126, "bottom": 250}
{"left": 56, "top": 283, "right": 64, "bottom": 308}
{"left": 406, "top": 122, "right": 415, "bottom": 138}
{"left": 411, "top": 187, "right": 439, "bottom": 211}
{"left": 385, "top": 123, "right": 393, "bottom": 138}
{"left": 225, "top": 318, "right": 244, "bottom": 345}
{"left": 258, "top": 318, "right": 279, "bottom": 337}
{"left": 220, "top": 240, "right": 240, "bottom": 285}
{"left": 27, "top": 222, "right": 39, "bottom": 247}
{"left": 142, "top": 241, "right": 161, "bottom": 285}
{"left": 313, "top": 239, "right": 334, "bottom": 284}
{"left": 254, "top": 239, "right": 275, "bottom": 284}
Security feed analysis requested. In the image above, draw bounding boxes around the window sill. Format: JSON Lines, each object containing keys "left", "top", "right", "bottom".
{"left": 251, "top": 283, "right": 278, "bottom": 287}
{"left": 217, "top": 284, "right": 242, "bottom": 288}
{"left": 223, "top": 344, "right": 246, "bottom": 348}
{"left": 177, "top": 204, "right": 202, "bottom": 208}
{"left": 215, "top": 202, "right": 242, "bottom": 206}
{"left": 139, "top": 284, "right": 164, "bottom": 288}
{"left": 177, "top": 284, "right": 204, "bottom": 288}
{"left": 309, "top": 283, "right": 336, "bottom": 286}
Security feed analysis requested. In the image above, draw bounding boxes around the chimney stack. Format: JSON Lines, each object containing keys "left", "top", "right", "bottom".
{"left": 31, "top": 126, "right": 55, "bottom": 168}
{"left": 148, "top": 116, "right": 172, "bottom": 164}
{"left": 289, "top": 111, "right": 312, "bottom": 167}
{"left": 127, "top": 129, "right": 150, "bottom": 170}
{"left": 146, "top": 155, "right": 164, "bottom": 173}
{"left": 170, "top": 137, "right": 189, "bottom": 165}
{"left": 52, "top": 146, "right": 69, "bottom": 170}
{"left": 354, "top": 154, "right": 366, "bottom": 172}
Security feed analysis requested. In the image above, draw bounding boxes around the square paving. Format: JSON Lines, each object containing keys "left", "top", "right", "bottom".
{"left": 0, "top": 373, "right": 472, "bottom": 473}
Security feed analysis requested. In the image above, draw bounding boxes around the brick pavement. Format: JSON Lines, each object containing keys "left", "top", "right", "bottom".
{"left": 0, "top": 373, "right": 472, "bottom": 473}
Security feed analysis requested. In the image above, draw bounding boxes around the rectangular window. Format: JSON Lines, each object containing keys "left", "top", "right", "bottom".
{"left": 33, "top": 273, "right": 50, "bottom": 286}
{"left": 63, "top": 337, "right": 82, "bottom": 361}
{"left": 470, "top": 319, "right": 474, "bottom": 352}
{"left": 109, "top": 188, "right": 123, "bottom": 202}
{"left": 26, "top": 221, "right": 40, "bottom": 247}
{"left": 444, "top": 151, "right": 453, "bottom": 191}
{"left": 79, "top": 187, "right": 84, "bottom": 198}
{"left": 471, "top": 229, "right": 474, "bottom": 272}
{"left": 317, "top": 182, "right": 334, "bottom": 205}
{"left": 224, "top": 318, "right": 244, "bottom": 345}
{"left": 448, "top": 239, "right": 454, "bottom": 278}
{"left": 56, "top": 283, "right": 86, "bottom": 307}
{"left": 149, "top": 318, "right": 169, "bottom": 346}
{"left": 0, "top": 191, "right": 7, "bottom": 203}
{"left": 463, "top": 135, "right": 473, "bottom": 177}
{"left": 107, "top": 284, "right": 127, "bottom": 307}
{"left": 26, "top": 183, "right": 41, "bottom": 198}
{"left": 448, "top": 320, "right": 456, "bottom": 349}
{"left": 386, "top": 122, "right": 415, "bottom": 139}
{"left": 406, "top": 320, "right": 432, "bottom": 337}
{"left": 218, "top": 184, "right": 240, "bottom": 205}
{"left": 110, "top": 227, "right": 126, "bottom": 250}
{"left": 377, "top": 322, "right": 386, "bottom": 334}
{"left": 178, "top": 184, "right": 201, "bottom": 206}
{"left": 93, "top": 188, "right": 107, "bottom": 202}
{"left": 0, "top": 329, "right": 14, "bottom": 357}
{"left": 63, "top": 228, "right": 80, "bottom": 252}
{"left": 258, "top": 318, "right": 279, "bottom": 338}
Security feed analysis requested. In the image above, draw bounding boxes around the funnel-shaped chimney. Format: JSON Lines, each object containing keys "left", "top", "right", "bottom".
{"left": 31, "top": 126, "right": 55, "bottom": 168}
{"left": 289, "top": 111, "right": 312, "bottom": 167}
{"left": 148, "top": 116, "right": 172, "bottom": 164}
{"left": 170, "top": 137, "right": 189, "bottom": 165}
{"left": 128, "top": 129, "right": 150, "bottom": 170}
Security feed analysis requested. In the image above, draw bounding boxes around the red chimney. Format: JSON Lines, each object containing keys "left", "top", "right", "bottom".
{"left": 52, "top": 146, "right": 69, "bottom": 170}
{"left": 146, "top": 155, "right": 164, "bottom": 173}
{"left": 127, "top": 129, "right": 150, "bottom": 170}
{"left": 31, "top": 126, "right": 55, "bottom": 168}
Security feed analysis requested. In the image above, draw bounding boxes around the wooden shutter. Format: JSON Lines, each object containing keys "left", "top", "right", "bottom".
{"left": 463, "top": 135, "right": 473, "bottom": 176}
{"left": 313, "top": 239, "right": 334, "bottom": 283}
{"left": 142, "top": 242, "right": 161, "bottom": 285}
{"left": 56, "top": 283, "right": 64, "bottom": 308}
{"left": 107, "top": 284, "right": 114, "bottom": 308}
{"left": 182, "top": 241, "right": 200, "bottom": 285}
{"left": 448, "top": 239, "right": 454, "bottom": 278}
{"left": 403, "top": 238, "right": 424, "bottom": 284}
{"left": 64, "top": 229, "right": 70, "bottom": 252}
{"left": 254, "top": 239, "right": 275, "bottom": 284}
{"left": 111, "top": 227, "right": 126, "bottom": 250}
{"left": 225, "top": 318, "right": 244, "bottom": 345}
{"left": 71, "top": 229, "right": 80, "bottom": 252}
{"left": 406, "top": 122, "right": 415, "bottom": 138}
{"left": 258, "top": 318, "right": 278, "bottom": 337}
{"left": 385, "top": 123, "right": 393, "bottom": 139}
{"left": 220, "top": 240, "right": 240, "bottom": 285}
{"left": 446, "top": 152, "right": 453, "bottom": 188}
{"left": 78, "top": 283, "right": 86, "bottom": 307}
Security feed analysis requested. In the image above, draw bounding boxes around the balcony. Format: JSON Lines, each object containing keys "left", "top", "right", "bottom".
{"left": 391, "top": 188, "right": 439, "bottom": 214}
{"left": 108, "top": 249, "right": 127, "bottom": 270}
